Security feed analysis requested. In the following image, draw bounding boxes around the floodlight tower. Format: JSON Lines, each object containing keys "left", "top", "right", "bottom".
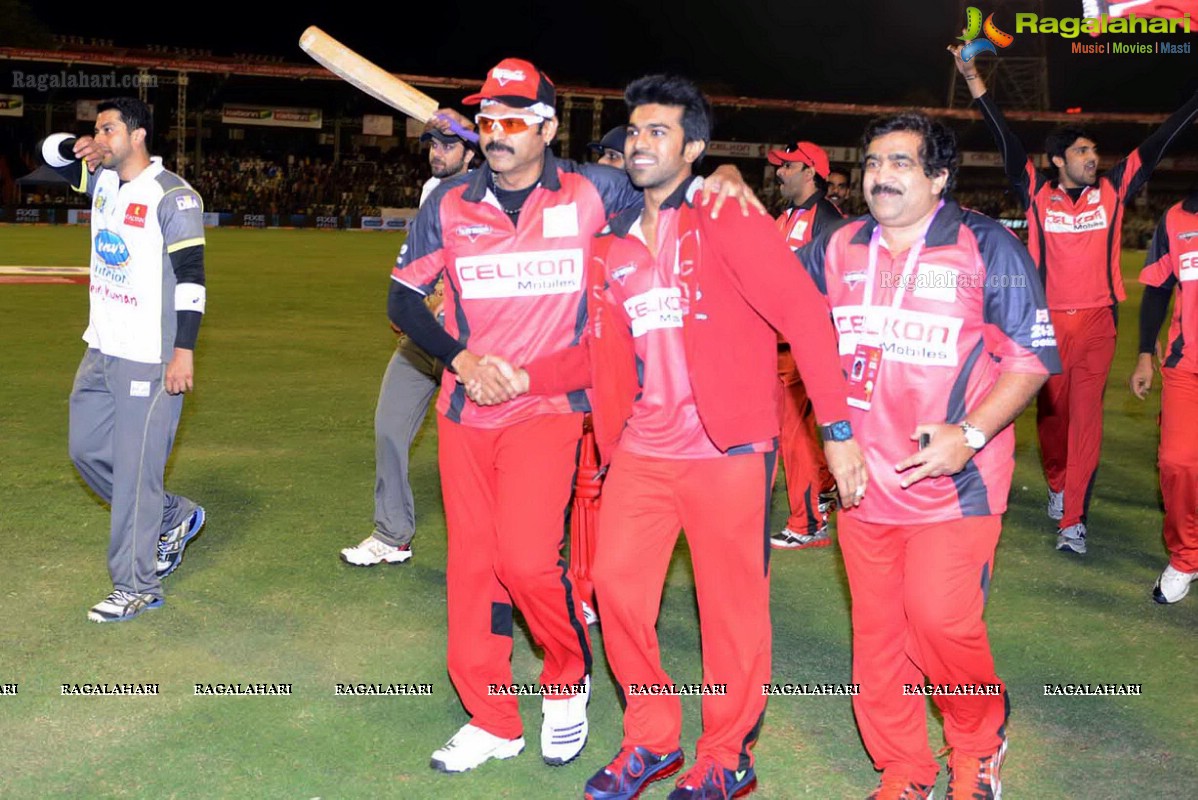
{"left": 948, "top": 0, "right": 1050, "bottom": 110}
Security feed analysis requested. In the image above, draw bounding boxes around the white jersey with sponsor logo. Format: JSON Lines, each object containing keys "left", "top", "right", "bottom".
{"left": 81, "top": 158, "right": 205, "bottom": 364}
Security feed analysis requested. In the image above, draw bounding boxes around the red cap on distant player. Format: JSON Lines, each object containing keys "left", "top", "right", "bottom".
{"left": 463, "top": 58, "right": 556, "bottom": 117}
{"left": 767, "top": 140, "right": 830, "bottom": 178}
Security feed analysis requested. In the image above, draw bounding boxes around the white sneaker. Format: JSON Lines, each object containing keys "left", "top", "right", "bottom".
{"left": 770, "top": 526, "right": 831, "bottom": 550}
{"left": 429, "top": 723, "right": 524, "bottom": 773}
{"left": 1047, "top": 490, "right": 1064, "bottom": 521}
{"left": 1056, "top": 523, "right": 1087, "bottom": 555}
{"left": 87, "top": 590, "right": 164, "bottom": 623}
{"left": 542, "top": 675, "right": 590, "bottom": 765}
{"left": 582, "top": 600, "right": 599, "bottom": 627}
{"left": 1153, "top": 564, "right": 1197, "bottom": 604}
{"left": 339, "top": 535, "right": 412, "bottom": 567}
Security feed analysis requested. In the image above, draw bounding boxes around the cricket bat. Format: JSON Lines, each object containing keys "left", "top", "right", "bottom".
{"left": 298, "top": 26, "right": 478, "bottom": 143}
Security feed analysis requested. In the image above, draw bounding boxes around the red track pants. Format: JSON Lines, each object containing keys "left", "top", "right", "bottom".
{"left": 438, "top": 413, "right": 591, "bottom": 739}
{"left": 1160, "top": 368, "right": 1198, "bottom": 573}
{"left": 777, "top": 347, "right": 834, "bottom": 534}
{"left": 592, "top": 449, "right": 774, "bottom": 772}
{"left": 839, "top": 514, "right": 1008, "bottom": 786}
{"left": 1037, "top": 307, "right": 1117, "bottom": 529}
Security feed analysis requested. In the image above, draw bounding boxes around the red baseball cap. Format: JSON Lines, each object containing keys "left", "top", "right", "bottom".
{"left": 767, "top": 141, "right": 830, "bottom": 178}
{"left": 463, "top": 58, "right": 556, "bottom": 118}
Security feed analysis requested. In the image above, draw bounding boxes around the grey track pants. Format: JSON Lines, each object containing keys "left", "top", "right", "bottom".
{"left": 69, "top": 349, "right": 196, "bottom": 598}
{"left": 372, "top": 336, "right": 441, "bottom": 547}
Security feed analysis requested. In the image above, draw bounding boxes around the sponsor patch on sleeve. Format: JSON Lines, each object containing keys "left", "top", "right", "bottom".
{"left": 175, "top": 194, "right": 200, "bottom": 211}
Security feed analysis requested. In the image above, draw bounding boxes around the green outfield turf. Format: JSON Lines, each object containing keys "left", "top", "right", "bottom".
{"left": 0, "top": 226, "right": 1194, "bottom": 799}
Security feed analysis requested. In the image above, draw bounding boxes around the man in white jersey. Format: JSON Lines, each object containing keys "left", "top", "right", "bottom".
{"left": 42, "top": 97, "right": 207, "bottom": 622}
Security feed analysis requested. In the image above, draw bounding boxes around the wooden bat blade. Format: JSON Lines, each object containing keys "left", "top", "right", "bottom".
{"left": 299, "top": 26, "right": 439, "bottom": 122}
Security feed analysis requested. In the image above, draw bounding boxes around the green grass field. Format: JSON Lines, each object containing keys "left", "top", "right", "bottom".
{"left": 0, "top": 226, "right": 1195, "bottom": 799}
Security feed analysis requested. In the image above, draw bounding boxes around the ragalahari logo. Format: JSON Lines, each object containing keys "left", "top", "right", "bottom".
{"left": 958, "top": 7, "right": 1015, "bottom": 61}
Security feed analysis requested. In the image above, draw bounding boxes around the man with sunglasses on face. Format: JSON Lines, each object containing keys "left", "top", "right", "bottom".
{"left": 768, "top": 140, "right": 846, "bottom": 552}
{"left": 388, "top": 58, "right": 760, "bottom": 775}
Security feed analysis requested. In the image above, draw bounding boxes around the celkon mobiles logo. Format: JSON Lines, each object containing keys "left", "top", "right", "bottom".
{"left": 624, "top": 287, "right": 687, "bottom": 338}
{"left": 833, "top": 305, "right": 964, "bottom": 367}
{"left": 958, "top": 7, "right": 1015, "bottom": 61}
{"left": 1179, "top": 252, "right": 1198, "bottom": 282}
{"left": 1044, "top": 206, "right": 1109, "bottom": 234}
{"left": 455, "top": 248, "right": 583, "bottom": 299}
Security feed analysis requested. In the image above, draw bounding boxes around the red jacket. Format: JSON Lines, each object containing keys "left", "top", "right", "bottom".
{"left": 526, "top": 177, "right": 850, "bottom": 465}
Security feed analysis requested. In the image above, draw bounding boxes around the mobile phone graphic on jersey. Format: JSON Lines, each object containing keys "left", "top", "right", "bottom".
{"left": 846, "top": 344, "right": 882, "bottom": 411}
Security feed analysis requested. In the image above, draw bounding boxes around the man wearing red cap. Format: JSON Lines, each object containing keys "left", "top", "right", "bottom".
{"left": 388, "top": 58, "right": 758, "bottom": 775}
{"left": 468, "top": 73, "right": 865, "bottom": 800}
{"left": 767, "top": 141, "right": 847, "bottom": 550}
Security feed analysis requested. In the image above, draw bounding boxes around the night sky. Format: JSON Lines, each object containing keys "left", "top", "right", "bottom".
{"left": 28, "top": 0, "right": 1198, "bottom": 112}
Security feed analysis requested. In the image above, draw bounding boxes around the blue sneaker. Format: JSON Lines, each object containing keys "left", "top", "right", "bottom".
{"left": 157, "top": 505, "right": 206, "bottom": 579}
{"left": 667, "top": 756, "right": 757, "bottom": 800}
{"left": 585, "top": 746, "right": 684, "bottom": 800}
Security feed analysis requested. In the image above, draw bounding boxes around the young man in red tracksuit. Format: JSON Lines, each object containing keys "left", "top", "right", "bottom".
{"left": 799, "top": 112, "right": 1060, "bottom": 800}
{"left": 389, "top": 59, "right": 759, "bottom": 775}
{"left": 1130, "top": 191, "right": 1198, "bottom": 604}
{"left": 500, "top": 74, "right": 866, "bottom": 800}
{"left": 952, "top": 46, "right": 1198, "bottom": 554}
{"left": 768, "top": 139, "right": 847, "bottom": 549}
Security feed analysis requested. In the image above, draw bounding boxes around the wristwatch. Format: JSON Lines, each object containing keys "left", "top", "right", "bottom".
{"left": 961, "top": 422, "right": 987, "bottom": 450}
{"left": 820, "top": 420, "right": 854, "bottom": 443}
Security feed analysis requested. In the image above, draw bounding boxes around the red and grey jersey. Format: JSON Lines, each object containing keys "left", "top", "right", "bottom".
{"left": 1140, "top": 195, "right": 1198, "bottom": 373}
{"left": 977, "top": 91, "right": 1198, "bottom": 311}
{"left": 391, "top": 150, "right": 640, "bottom": 428}
{"left": 799, "top": 201, "right": 1060, "bottom": 525}
{"left": 776, "top": 190, "right": 845, "bottom": 252}
{"left": 59, "top": 154, "right": 205, "bottom": 364}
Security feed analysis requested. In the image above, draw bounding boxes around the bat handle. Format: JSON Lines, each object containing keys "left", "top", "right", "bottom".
{"left": 443, "top": 117, "right": 479, "bottom": 144}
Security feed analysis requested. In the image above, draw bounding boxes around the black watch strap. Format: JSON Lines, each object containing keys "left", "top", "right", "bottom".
{"left": 820, "top": 420, "right": 853, "bottom": 442}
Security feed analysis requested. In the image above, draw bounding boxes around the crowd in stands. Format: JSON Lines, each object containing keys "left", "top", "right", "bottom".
{"left": 195, "top": 150, "right": 430, "bottom": 217}
{"left": 3, "top": 146, "right": 1185, "bottom": 245}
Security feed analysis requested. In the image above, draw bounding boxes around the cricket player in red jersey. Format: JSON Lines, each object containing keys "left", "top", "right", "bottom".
{"left": 768, "top": 140, "right": 847, "bottom": 549}
{"left": 1130, "top": 191, "right": 1198, "bottom": 604}
{"left": 799, "top": 112, "right": 1060, "bottom": 799}
{"left": 388, "top": 59, "right": 759, "bottom": 774}
{"left": 952, "top": 46, "right": 1198, "bottom": 555}
{"left": 490, "top": 75, "right": 866, "bottom": 800}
